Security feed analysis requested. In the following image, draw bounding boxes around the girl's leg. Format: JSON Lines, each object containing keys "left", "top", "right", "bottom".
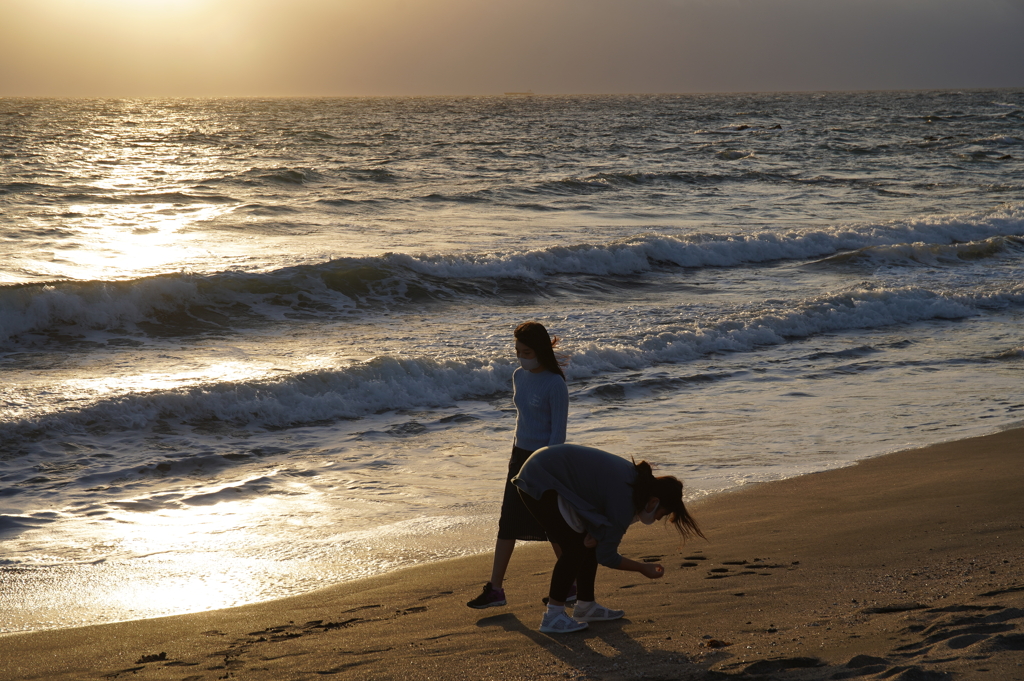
{"left": 489, "top": 537, "right": 562, "bottom": 590}
{"left": 548, "top": 543, "right": 583, "bottom": 603}
{"left": 518, "top": 489, "right": 589, "bottom": 604}
{"left": 489, "top": 538, "right": 516, "bottom": 589}
{"left": 489, "top": 447, "right": 545, "bottom": 589}
{"left": 574, "top": 545, "right": 598, "bottom": 602}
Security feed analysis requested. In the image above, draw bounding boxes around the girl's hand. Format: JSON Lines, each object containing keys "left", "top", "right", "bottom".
{"left": 641, "top": 563, "right": 665, "bottom": 579}
{"left": 618, "top": 557, "right": 666, "bottom": 578}
{"left": 583, "top": 533, "right": 597, "bottom": 548}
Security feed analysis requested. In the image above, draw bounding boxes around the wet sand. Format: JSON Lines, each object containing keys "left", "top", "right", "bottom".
{"left": 2, "top": 428, "right": 1022, "bottom": 681}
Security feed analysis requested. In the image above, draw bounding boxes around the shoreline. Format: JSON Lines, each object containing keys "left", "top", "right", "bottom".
{"left": 0, "top": 423, "right": 1007, "bottom": 636}
{"left": 2, "top": 427, "right": 1023, "bottom": 680}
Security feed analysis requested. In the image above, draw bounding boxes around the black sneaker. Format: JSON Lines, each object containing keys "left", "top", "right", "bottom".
{"left": 466, "top": 582, "right": 507, "bottom": 609}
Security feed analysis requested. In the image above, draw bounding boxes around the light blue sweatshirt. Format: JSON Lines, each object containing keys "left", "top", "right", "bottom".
{"left": 512, "top": 367, "right": 569, "bottom": 451}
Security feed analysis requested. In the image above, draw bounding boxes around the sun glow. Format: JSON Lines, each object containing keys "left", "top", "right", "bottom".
{"left": 76, "top": 0, "right": 212, "bottom": 17}
{"left": 23, "top": 0, "right": 222, "bottom": 36}
{"left": 66, "top": 361, "right": 278, "bottom": 397}
{"left": 2, "top": 0, "right": 263, "bottom": 97}
{"left": 29, "top": 108, "right": 238, "bottom": 280}
{"left": 83, "top": 488, "right": 286, "bottom": 616}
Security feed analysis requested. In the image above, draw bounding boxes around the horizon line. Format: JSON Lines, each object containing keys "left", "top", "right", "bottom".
{"left": 3, "top": 85, "right": 1023, "bottom": 100}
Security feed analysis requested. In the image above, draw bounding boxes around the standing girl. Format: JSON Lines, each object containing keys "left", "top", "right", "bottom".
{"left": 467, "top": 321, "right": 570, "bottom": 609}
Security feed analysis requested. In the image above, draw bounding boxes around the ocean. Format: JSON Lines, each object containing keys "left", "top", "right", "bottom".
{"left": 2, "top": 91, "right": 1023, "bottom": 633}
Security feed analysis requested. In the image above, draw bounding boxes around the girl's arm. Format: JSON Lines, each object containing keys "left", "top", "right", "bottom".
{"left": 547, "top": 379, "right": 569, "bottom": 445}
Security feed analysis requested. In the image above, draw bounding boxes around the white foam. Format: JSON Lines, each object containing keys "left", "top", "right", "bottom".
{"left": 3, "top": 203, "right": 1022, "bottom": 345}
{"left": 4, "top": 280, "right": 1022, "bottom": 442}
{"left": 397, "top": 203, "right": 1024, "bottom": 278}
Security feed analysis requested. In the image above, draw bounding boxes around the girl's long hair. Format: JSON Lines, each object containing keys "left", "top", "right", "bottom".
{"left": 631, "top": 460, "right": 705, "bottom": 542}
{"left": 514, "top": 321, "right": 567, "bottom": 381}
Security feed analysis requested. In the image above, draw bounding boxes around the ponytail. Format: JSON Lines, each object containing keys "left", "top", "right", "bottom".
{"left": 631, "top": 459, "right": 705, "bottom": 542}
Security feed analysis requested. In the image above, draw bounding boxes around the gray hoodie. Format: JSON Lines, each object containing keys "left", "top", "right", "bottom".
{"left": 512, "top": 444, "right": 637, "bottom": 569}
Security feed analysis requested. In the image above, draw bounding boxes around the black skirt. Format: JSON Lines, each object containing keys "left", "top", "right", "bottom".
{"left": 496, "top": 446, "right": 548, "bottom": 541}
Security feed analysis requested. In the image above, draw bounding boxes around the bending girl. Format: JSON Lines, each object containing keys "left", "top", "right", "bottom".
{"left": 513, "top": 443, "right": 703, "bottom": 633}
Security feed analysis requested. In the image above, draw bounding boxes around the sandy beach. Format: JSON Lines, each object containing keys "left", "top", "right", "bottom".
{"left": 2, "top": 428, "right": 1022, "bottom": 681}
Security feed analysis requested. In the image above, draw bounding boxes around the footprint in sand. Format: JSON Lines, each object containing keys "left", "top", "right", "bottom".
{"left": 342, "top": 604, "right": 383, "bottom": 613}
{"left": 420, "top": 590, "right": 454, "bottom": 601}
{"left": 307, "top": 618, "right": 364, "bottom": 631}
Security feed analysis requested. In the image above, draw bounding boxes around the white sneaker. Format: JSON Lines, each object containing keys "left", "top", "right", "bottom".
{"left": 573, "top": 602, "right": 625, "bottom": 622}
{"left": 539, "top": 609, "right": 589, "bottom": 634}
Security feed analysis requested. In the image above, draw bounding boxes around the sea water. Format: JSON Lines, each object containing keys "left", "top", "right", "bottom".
{"left": 2, "top": 91, "right": 1023, "bottom": 632}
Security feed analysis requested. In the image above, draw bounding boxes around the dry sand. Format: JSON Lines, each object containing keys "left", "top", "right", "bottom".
{"left": 2, "top": 429, "right": 1022, "bottom": 681}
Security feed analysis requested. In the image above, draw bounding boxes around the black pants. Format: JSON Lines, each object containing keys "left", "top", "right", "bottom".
{"left": 518, "top": 488, "right": 597, "bottom": 603}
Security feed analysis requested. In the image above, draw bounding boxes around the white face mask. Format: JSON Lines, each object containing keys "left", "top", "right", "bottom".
{"left": 519, "top": 357, "right": 540, "bottom": 371}
{"left": 638, "top": 500, "right": 659, "bottom": 525}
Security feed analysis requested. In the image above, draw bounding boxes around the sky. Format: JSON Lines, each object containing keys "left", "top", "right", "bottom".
{"left": 1, "top": 0, "right": 1023, "bottom": 97}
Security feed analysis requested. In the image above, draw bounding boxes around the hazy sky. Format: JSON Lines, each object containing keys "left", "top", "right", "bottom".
{"left": 2, "top": 0, "right": 1023, "bottom": 97}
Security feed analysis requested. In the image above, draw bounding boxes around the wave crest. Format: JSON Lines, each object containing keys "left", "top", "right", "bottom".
{"left": 4, "top": 282, "right": 1022, "bottom": 443}
{"left": 2, "top": 204, "right": 1022, "bottom": 346}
